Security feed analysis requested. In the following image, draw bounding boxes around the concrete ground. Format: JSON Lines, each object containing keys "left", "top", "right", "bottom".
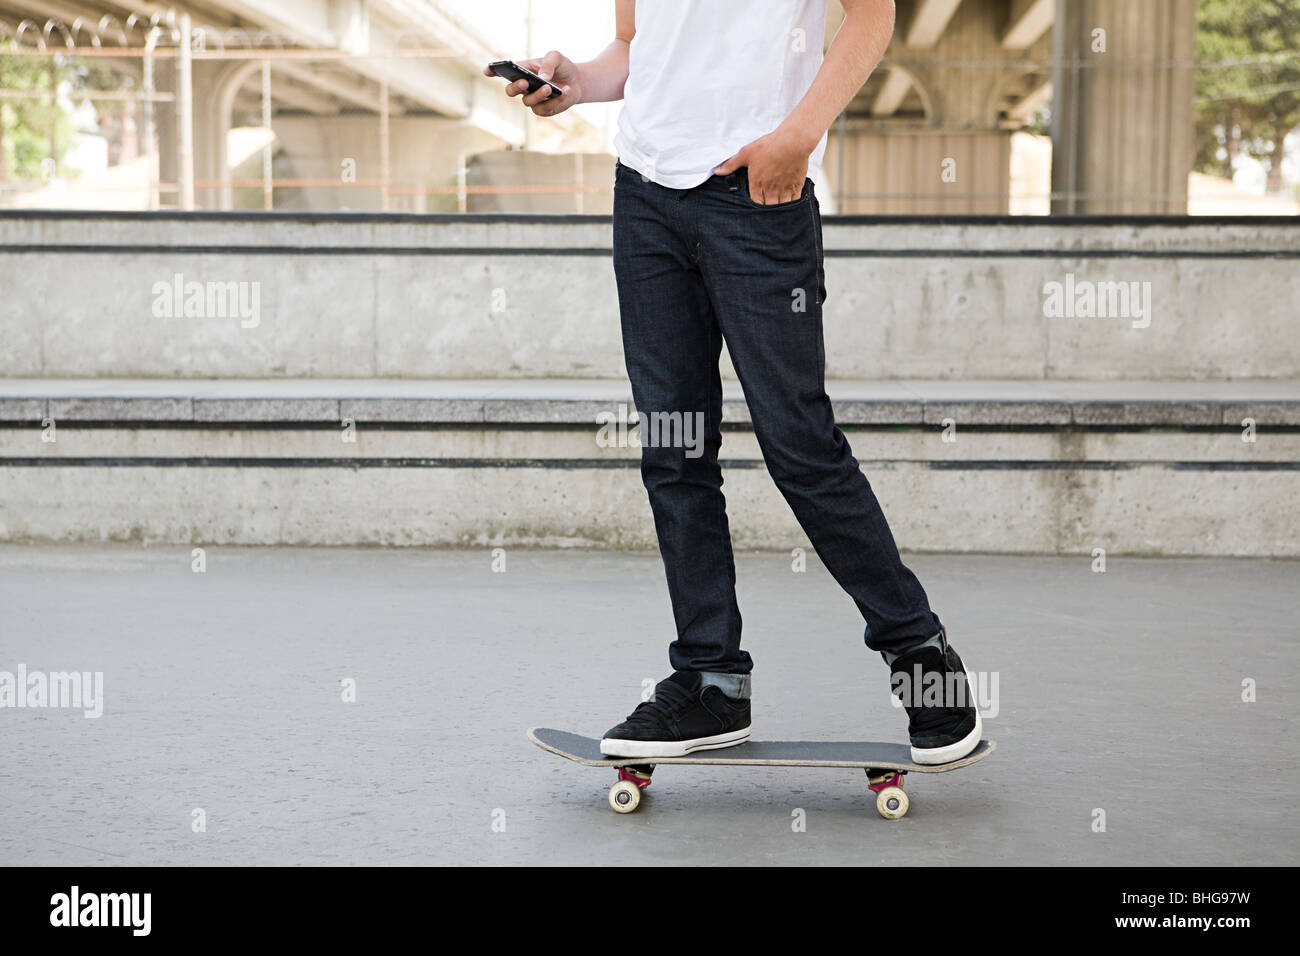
{"left": 1, "top": 544, "right": 1296, "bottom": 866}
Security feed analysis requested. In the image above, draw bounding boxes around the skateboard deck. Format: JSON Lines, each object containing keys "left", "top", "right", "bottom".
{"left": 528, "top": 727, "right": 995, "bottom": 818}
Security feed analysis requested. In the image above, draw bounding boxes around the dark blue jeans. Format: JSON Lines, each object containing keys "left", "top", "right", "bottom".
{"left": 611, "top": 159, "right": 941, "bottom": 677}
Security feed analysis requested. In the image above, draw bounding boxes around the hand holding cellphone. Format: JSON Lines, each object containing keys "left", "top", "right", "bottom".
{"left": 487, "top": 60, "right": 564, "bottom": 100}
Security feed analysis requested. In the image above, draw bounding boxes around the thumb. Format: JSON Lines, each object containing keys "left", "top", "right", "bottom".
{"left": 713, "top": 149, "right": 747, "bottom": 176}
{"left": 536, "top": 50, "right": 564, "bottom": 82}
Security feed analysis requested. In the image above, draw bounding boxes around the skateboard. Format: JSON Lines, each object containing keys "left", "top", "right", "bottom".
{"left": 528, "top": 727, "right": 995, "bottom": 819}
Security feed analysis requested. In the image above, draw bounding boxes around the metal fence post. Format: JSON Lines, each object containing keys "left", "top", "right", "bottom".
{"left": 177, "top": 14, "right": 194, "bottom": 210}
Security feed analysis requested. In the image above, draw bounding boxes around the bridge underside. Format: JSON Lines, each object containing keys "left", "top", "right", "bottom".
{"left": 0, "top": 0, "right": 588, "bottom": 209}
{"left": 1, "top": 0, "right": 1197, "bottom": 214}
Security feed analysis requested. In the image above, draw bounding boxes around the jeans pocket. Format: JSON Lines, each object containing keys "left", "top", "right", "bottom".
{"left": 742, "top": 175, "right": 811, "bottom": 209}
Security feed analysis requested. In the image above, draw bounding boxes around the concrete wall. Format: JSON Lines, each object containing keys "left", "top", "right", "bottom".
{"left": 2, "top": 212, "right": 1298, "bottom": 382}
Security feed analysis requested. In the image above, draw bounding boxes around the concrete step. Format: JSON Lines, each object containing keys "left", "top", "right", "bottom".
{"left": 3, "top": 377, "right": 1299, "bottom": 426}
{"left": 1, "top": 378, "right": 1297, "bottom": 556}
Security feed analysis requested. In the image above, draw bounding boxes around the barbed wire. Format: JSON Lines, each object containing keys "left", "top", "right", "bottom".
{"left": 0, "top": 13, "right": 1295, "bottom": 68}
{"left": 0, "top": 13, "right": 466, "bottom": 54}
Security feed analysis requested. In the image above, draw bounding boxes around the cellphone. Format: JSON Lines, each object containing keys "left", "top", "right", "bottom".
{"left": 488, "top": 59, "right": 563, "bottom": 99}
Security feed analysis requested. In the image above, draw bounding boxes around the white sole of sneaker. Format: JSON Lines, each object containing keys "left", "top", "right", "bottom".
{"left": 599, "top": 727, "right": 751, "bottom": 758}
{"left": 911, "top": 705, "right": 983, "bottom": 765}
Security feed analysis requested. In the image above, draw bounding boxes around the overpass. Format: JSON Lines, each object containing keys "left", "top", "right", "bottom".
{"left": 831, "top": 0, "right": 1196, "bottom": 213}
{"left": 0, "top": 0, "right": 590, "bottom": 209}
{"left": 1, "top": 1, "right": 1200, "bottom": 213}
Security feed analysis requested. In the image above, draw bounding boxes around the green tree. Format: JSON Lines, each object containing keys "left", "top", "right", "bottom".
{"left": 1196, "top": 0, "right": 1300, "bottom": 191}
{"left": 1, "top": 54, "right": 126, "bottom": 183}
{"left": 0, "top": 56, "right": 63, "bottom": 182}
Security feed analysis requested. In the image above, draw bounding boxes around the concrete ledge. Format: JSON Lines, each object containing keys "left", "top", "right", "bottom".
{"left": 5, "top": 211, "right": 1300, "bottom": 255}
{"left": 0, "top": 398, "right": 43, "bottom": 420}
{"left": 3, "top": 215, "right": 1298, "bottom": 382}
{"left": 47, "top": 397, "right": 194, "bottom": 422}
{"left": 196, "top": 398, "right": 341, "bottom": 422}
{"left": 3, "top": 379, "right": 1294, "bottom": 556}
{"left": 2, "top": 379, "right": 1298, "bottom": 428}
{"left": 1, "top": 455, "right": 1294, "bottom": 558}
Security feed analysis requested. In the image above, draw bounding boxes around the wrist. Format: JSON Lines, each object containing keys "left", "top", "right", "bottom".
{"left": 777, "top": 117, "right": 823, "bottom": 155}
{"left": 565, "top": 62, "right": 588, "bottom": 105}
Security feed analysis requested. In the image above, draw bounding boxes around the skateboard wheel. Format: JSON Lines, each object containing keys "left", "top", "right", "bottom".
{"left": 608, "top": 779, "right": 642, "bottom": 814}
{"left": 875, "top": 785, "right": 909, "bottom": 820}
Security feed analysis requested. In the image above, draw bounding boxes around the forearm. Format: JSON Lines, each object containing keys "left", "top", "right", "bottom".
{"left": 575, "top": 38, "right": 631, "bottom": 104}
{"left": 780, "top": 0, "right": 895, "bottom": 152}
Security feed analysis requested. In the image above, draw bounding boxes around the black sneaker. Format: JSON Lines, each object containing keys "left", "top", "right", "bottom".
{"left": 600, "top": 671, "right": 751, "bottom": 758}
{"left": 889, "top": 630, "right": 982, "bottom": 765}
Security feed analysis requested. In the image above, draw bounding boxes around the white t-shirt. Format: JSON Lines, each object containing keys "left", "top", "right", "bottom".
{"left": 614, "top": 0, "right": 829, "bottom": 189}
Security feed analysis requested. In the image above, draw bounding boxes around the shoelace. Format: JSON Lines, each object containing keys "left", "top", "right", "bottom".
{"left": 621, "top": 679, "right": 695, "bottom": 727}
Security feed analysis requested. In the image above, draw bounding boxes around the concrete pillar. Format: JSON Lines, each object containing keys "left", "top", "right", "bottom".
{"left": 155, "top": 65, "right": 177, "bottom": 207}
{"left": 211, "top": 61, "right": 265, "bottom": 210}
{"left": 190, "top": 62, "right": 227, "bottom": 210}
{"left": 838, "top": 0, "right": 1051, "bottom": 213}
{"left": 824, "top": 128, "right": 1013, "bottom": 214}
{"left": 1051, "top": 0, "right": 1197, "bottom": 214}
